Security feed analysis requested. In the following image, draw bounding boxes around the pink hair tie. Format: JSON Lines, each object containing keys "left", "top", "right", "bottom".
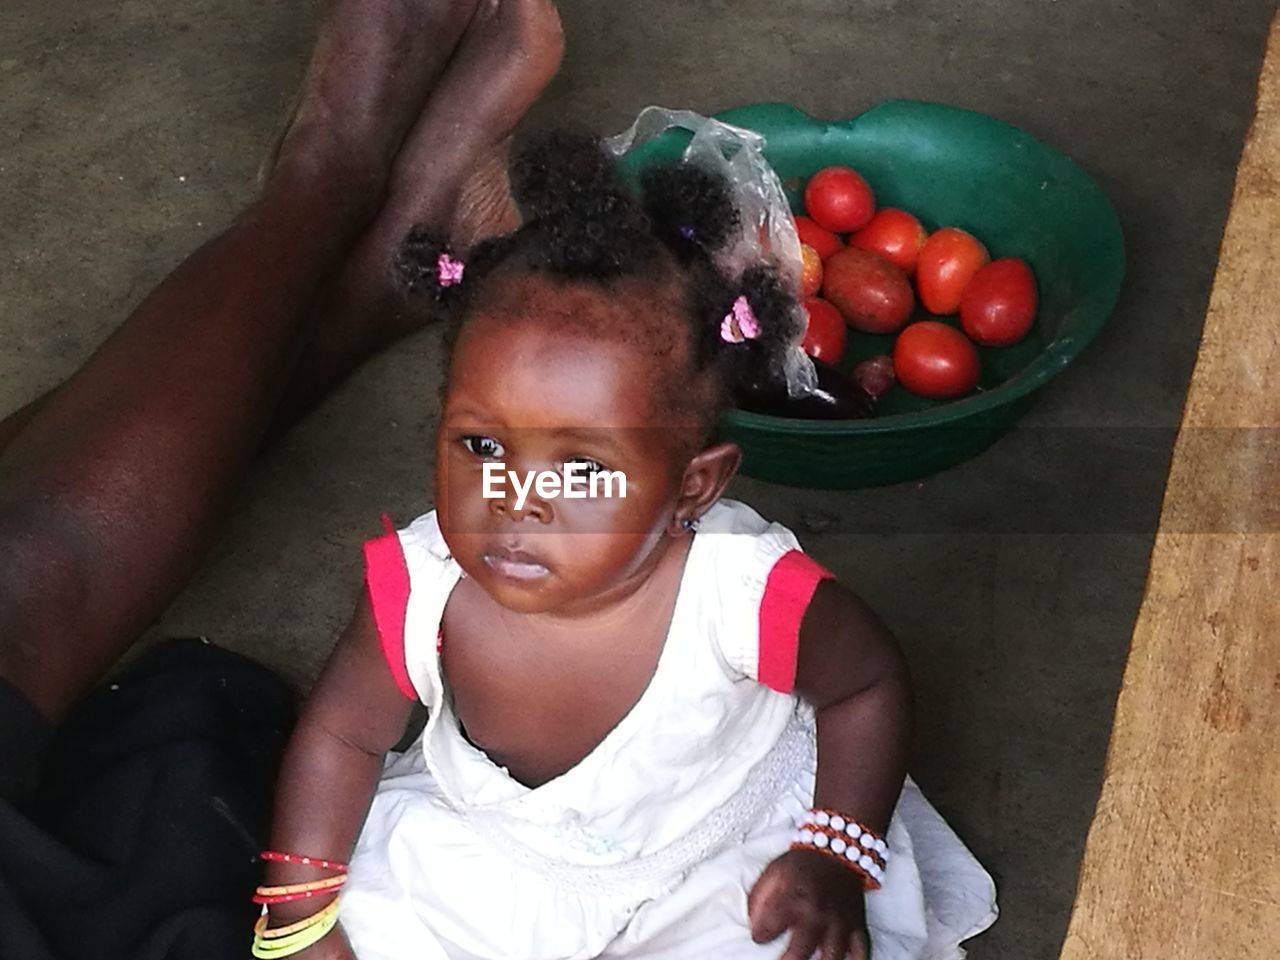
{"left": 437, "top": 252, "right": 465, "bottom": 287}
{"left": 720, "top": 296, "right": 760, "bottom": 344}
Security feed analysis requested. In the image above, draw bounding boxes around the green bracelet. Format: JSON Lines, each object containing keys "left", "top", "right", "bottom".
{"left": 251, "top": 906, "right": 340, "bottom": 958}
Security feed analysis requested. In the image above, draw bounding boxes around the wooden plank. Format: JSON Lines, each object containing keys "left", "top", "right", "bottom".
{"left": 1058, "top": 12, "right": 1280, "bottom": 960}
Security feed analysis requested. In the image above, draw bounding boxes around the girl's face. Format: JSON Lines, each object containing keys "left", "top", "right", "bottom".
{"left": 435, "top": 279, "right": 703, "bottom": 617}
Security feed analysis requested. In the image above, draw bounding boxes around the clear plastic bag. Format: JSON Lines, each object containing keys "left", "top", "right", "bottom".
{"left": 605, "top": 106, "right": 817, "bottom": 397}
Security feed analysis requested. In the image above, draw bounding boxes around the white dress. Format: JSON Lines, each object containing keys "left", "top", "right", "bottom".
{"left": 341, "top": 499, "right": 997, "bottom": 960}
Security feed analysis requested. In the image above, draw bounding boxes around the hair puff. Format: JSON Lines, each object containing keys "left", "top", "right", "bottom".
{"left": 706, "top": 265, "right": 806, "bottom": 397}
{"left": 395, "top": 228, "right": 468, "bottom": 306}
{"left": 640, "top": 164, "right": 740, "bottom": 261}
{"left": 508, "top": 128, "right": 658, "bottom": 278}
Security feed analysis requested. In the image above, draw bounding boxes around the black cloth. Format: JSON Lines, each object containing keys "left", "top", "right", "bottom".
{"left": 0, "top": 639, "right": 296, "bottom": 959}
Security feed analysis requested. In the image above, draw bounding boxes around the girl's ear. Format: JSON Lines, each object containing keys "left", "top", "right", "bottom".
{"left": 670, "top": 442, "right": 742, "bottom": 534}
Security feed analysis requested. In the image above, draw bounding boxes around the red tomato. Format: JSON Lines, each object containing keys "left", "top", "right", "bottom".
{"left": 821, "top": 247, "right": 914, "bottom": 334}
{"left": 851, "top": 355, "right": 896, "bottom": 400}
{"left": 800, "top": 244, "right": 824, "bottom": 298}
{"left": 915, "top": 228, "right": 990, "bottom": 315}
{"left": 800, "top": 297, "right": 847, "bottom": 362}
{"left": 893, "top": 321, "right": 981, "bottom": 399}
{"left": 960, "top": 258, "right": 1038, "bottom": 346}
{"left": 794, "top": 216, "right": 843, "bottom": 260}
{"left": 804, "top": 166, "right": 876, "bottom": 233}
{"left": 850, "top": 208, "right": 927, "bottom": 274}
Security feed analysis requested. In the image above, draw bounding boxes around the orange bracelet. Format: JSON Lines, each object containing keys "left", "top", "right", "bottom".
{"left": 252, "top": 874, "right": 347, "bottom": 904}
{"left": 254, "top": 898, "right": 341, "bottom": 940}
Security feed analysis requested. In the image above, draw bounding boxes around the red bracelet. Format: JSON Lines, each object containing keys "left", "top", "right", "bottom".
{"left": 260, "top": 850, "right": 348, "bottom": 873}
{"left": 253, "top": 887, "right": 343, "bottom": 906}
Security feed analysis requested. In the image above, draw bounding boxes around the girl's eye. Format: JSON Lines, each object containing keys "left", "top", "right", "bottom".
{"left": 565, "top": 457, "right": 608, "bottom": 475}
{"left": 461, "top": 436, "right": 505, "bottom": 459}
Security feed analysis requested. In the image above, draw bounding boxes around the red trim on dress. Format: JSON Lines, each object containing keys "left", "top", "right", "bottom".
{"left": 363, "top": 529, "right": 417, "bottom": 701}
{"left": 757, "top": 550, "right": 835, "bottom": 693}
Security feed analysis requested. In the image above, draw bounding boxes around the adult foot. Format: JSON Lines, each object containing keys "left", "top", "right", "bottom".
{"left": 267, "top": 0, "right": 482, "bottom": 205}
{"left": 341, "top": 0, "right": 563, "bottom": 299}
{"left": 386, "top": 0, "right": 566, "bottom": 248}
{"left": 272, "top": 0, "right": 564, "bottom": 426}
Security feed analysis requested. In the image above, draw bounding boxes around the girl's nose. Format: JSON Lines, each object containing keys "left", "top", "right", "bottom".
{"left": 488, "top": 483, "right": 554, "bottom": 525}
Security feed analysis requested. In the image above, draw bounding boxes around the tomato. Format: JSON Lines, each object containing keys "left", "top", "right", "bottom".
{"left": 915, "top": 227, "right": 990, "bottom": 315}
{"left": 794, "top": 216, "right": 843, "bottom": 260}
{"left": 851, "top": 355, "right": 896, "bottom": 400}
{"left": 959, "top": 258, "right": 1038, "bottom": 346}
{"left": 892, "top": 321, "right": 981, "bottom": 399}
{"left": 804, "top": 166, "right": 876, "bottom": 233}
{"left": 800, "top": 244, "right": 824, "bottom": 298}
{"left": 800, "top": 297, "right": 846, "bottom": 362}
{"left": 849, "top": 208, "right": 927, "bottom": 274}
{"left": 821, "top": 247, "right": 914, "bottom": 335}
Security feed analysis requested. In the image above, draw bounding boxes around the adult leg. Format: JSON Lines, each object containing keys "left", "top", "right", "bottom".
{"left": 0, "top": 1, "right": 564, "bottom": 448}
{"left": 0, "top": 0, "right": 557, "bottom": 721}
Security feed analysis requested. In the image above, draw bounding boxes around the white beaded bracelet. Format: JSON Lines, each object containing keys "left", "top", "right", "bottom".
{"left": 790, "top": 808, "right": 889, "bottom": 890}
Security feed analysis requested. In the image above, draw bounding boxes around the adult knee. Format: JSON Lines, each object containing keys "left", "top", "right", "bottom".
{"left": 0, "top": 505, "right": 94, "bottom": 703}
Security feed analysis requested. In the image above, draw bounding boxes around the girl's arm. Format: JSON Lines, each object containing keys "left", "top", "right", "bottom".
{"left": 748, "top": 578, "right": 911, "bottom": 960}
{"left": 795, "top": 578, "right": 911, "bottom": 834}
{"left": 259, "top": 591, "right": 416, "bottom": 953}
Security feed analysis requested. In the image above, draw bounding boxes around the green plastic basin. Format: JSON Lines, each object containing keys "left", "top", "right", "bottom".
{"left": 620, "top": 100, "right": 1126, "bottom": 488}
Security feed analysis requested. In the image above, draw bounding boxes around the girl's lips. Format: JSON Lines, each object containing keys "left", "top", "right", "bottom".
{"left": 482, "top": 546, "right": 550, "bottom": 581}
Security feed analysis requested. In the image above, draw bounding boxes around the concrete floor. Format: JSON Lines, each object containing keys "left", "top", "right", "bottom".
{"left": 2, "top": 0, "right": 1274, "bottom": 956}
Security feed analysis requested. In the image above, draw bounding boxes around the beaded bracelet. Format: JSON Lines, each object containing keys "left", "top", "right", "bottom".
{"left": 790, "top": 807, "right": 889, "bottom": 890}
{"left": 260, "top": 850, "right": 348, "bottom": 873}
{"left": 251, "top": 903, "right": 340, "bottom": 958}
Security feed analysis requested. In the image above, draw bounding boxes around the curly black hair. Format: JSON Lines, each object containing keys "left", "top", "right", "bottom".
{"left": 395, "top": 127, "right": 804, "bottom": 433}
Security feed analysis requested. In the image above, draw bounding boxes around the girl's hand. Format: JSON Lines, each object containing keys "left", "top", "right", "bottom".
{"left": 278, "top": 929, "right": 356, "bottom": 960}
{"left": 747, "top": 848, "right": 871, "bottom": 960}
{"left": 308, "top": 939, "right": 356, "bottom": 960}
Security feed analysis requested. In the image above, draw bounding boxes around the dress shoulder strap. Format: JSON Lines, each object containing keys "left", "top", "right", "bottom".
{"left": 362, "top": 511, "right": 462, "bottom": 704}
{"left": 757, "top": 549, "right": 834, "bottom": 692}
{"left": 363, "top": 515, "right": 416, "bottom": 701}
{"left": 700, "top": 500, "right": 834, "bottom": 694}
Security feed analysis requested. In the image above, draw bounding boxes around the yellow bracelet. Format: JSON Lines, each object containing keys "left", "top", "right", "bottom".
{"left": 251, "top": 906, "right": 339, "bottom": 957}
{"left": 254, "top": 898, "right": 341, "bottom": 940}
